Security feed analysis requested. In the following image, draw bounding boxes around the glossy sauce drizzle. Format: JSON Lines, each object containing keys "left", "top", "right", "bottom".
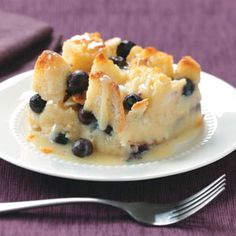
{"left": 27, "top": 124, "right": 204, "bottom": 166}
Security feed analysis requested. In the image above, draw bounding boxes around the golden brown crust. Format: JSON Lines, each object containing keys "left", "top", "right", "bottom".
{"left": 70, "top": 32, "right": 104, "bottom": 51}
{"left": 179, "top": 56, "right": 201, "bottom": 70}
{"left": 62, "top": 32, "right": 105, "bottom": 72}
{"left": 127, "top": 46, "right": 174, "bottom": 77}
{"left": 143, "top": 47, "right": 157, "bottom": 56}
{"left": 131, "top": 98, "right": 149, "bottom": 111}
{"left": 175, "top": 56, "right": 201, "bottom": 83}
{"left": 33, "top": 50, "right": 71, "bottom": 103}
{"left": 34, "top": 50, "right": 67, "bottom": 71}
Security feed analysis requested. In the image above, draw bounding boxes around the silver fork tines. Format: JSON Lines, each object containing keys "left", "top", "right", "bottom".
{"left": 170, "top": 174, "right": 226, "bottom": 216}
{"left": 169, "top": 175, "right": 226, "bottom": 221}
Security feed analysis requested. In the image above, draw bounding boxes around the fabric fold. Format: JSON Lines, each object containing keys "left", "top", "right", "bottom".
{"left": 0, "top": 11, "right": 53, "bottom": 65}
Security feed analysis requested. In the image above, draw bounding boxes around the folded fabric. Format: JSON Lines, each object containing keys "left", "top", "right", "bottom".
{"left": 0, "top": 11, "right": 52, "bottom": 66}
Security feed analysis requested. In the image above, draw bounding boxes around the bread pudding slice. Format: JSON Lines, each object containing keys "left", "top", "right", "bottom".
{"left": 28, "top": 32, "right": 202, "bottom": 160}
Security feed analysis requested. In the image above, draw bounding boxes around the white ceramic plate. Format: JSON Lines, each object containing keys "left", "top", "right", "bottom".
{"left": 0, "top": 71, "right": 236, "bottom": 181}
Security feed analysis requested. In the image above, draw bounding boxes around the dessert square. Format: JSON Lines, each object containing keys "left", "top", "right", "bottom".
{"left": 28, "top": 32, "right": 202, "bottom": 160}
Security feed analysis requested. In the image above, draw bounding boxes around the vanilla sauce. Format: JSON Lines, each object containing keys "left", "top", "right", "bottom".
{"left": 27, "top": 124, "right": 204, "bottom": 166}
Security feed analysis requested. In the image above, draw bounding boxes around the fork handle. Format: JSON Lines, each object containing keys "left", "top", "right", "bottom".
{"left": 0, "top": 198, "right": 125, "bottom": 214}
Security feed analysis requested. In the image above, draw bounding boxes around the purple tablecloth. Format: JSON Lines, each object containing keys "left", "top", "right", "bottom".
{"left": 0, "top": 0, "right": 235, "bottom": 235}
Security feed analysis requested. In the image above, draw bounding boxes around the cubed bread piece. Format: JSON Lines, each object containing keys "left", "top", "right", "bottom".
{"left": 124, "top": 65, "right": 164, "bottom": 98}
{"left": 127, "top": 46, "right": 174, "bottom": 78}
{"left": 36, "top": 103, "right": 80, "bottom": 140}
{"left": 62, "top": 32, "right": 105, "bottom": 72}
{"left": 120, "top": 67, "right": 201, "bottom": 145}
{"left": 83, "top": 72, "right": 125, "bottom": 133}
{"left": 104, "top": 37, "right": 121, "bottom": 57}
{"left": 91, "top": 53, "right": 128, "bottom": 84}
{"left": 175, "top": 56, "right": 201, "bottom": 83}
{"left": 33, "top": 50, "right": 71, "bottom": 103}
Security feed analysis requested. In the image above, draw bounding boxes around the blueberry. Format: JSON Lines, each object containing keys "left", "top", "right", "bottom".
{"left": 78, "top": 108, "right": 97, "bottom": 125}
{"left": 72, "top": 138, "right": 93, "bottom": 157}
{"left": 116, "top": 40, "right": 136, "bottom": 59}
{"left": 67, "top": 70, "right": 89, "bottom": 95}
{"left": 182, "top": 78, "right": 195, "bottom": 96}
{"left": 123, "top": 94, "right": 142, "bottom": 111}
{"left": 53, "top": 132, "right": 69, "bottom": 145}
{"left": 128, "top": 144, "right": 149, "bottom": 160}
{"left": 137, "top": 144, "right": 149, "bottom": 153}
{"left": 109, "top": 56, "right": 128, "bottom": 69}
{"left": 104, "top": 125, "right": 113, "bottom": 136}
{"left": 29, "top": 94, "right": 47, "bottom": 113}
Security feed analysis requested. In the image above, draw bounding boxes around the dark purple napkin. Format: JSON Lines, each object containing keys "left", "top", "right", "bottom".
{"left": 0, "top": 11, "right": 62, "bottom": 81}
{"left": 0, "top": 11, "right": 52, "bottom": 65}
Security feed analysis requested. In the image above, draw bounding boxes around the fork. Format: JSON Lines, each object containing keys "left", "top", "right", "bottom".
{"left": 0, "top": 174, "right": 226, "bottom": 226}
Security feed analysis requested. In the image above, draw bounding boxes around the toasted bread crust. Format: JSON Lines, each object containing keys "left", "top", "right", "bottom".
{"left": 62, "top": 32, "right": 105, "bottom": 72}
{"left": 175, "top": 56, "right": 201, "bottom": 83}
{"left": 34, "top": 50, "right": 68, "bottom": 71}
{"left": 127, "top": 46, "right": 174, "bottom": 77}
{"left": 33, "top": 50, "right": 71, "bottom": 103}
{"left": 131, "top": 98, "right": 149, "bottom": 112}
